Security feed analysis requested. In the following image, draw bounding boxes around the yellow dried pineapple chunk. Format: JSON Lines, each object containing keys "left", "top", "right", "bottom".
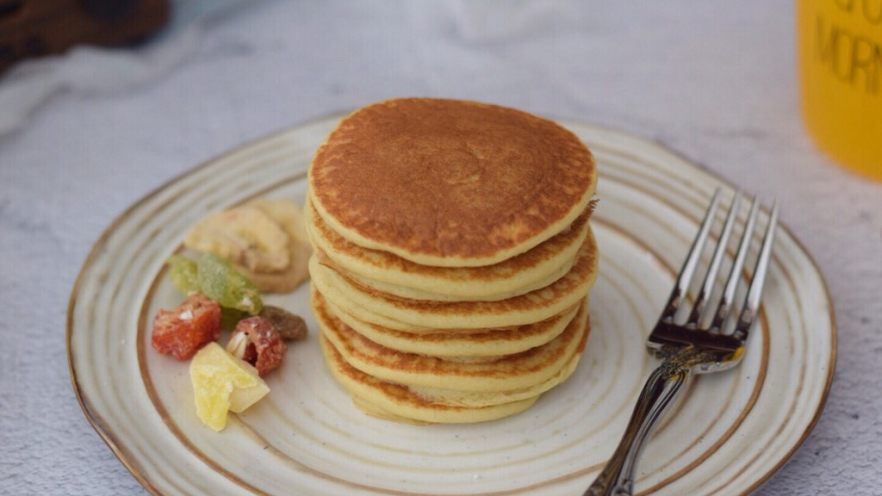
{"left": 190, "top": 342, "right": 269, "bottom": 431}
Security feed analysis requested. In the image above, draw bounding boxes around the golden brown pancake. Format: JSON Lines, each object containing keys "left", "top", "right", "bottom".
{"left": 309, "top": 229, "right": 598, "bottom": 330}
{"left": 318, "top": 311, "right": 588, "bottom": 419}
{"left": 315, "top": 291, "right": 588, "bottom": 392}
{"left": 407, "top": 319, "right": 588, "bottom": 407}
{"left": 320, "top": 336, "right": 539, "bottom": 424}
{"left": 316, "top": 289, "right": 579, "bottom": 357}
{"left": 306, "top": 199, "right": 591, "bottom": 301}
{"left": 308, "top": 98, "right": 597, "bottom": 267}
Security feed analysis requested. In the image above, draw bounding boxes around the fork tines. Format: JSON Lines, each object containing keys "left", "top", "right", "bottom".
{"left": 651, "top": 189, "right": 779, "bottom": 347}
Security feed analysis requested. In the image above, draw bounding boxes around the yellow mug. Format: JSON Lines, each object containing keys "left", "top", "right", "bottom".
{"left": 797, "top": 0, "right": 882, "bottom": 180}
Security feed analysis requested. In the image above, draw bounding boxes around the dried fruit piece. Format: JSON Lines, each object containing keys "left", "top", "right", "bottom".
{"left": 246, "top": 199, "right": 312, "bottom": 293}
{"left": 167, "top": 255, "right": 199, "bottom": 295}
{"left": 151, "top": 293, "right": 221, "bottom": 360}
{"left": 185, "top": 204, "right": 290, "bottom": 273}
{"left": 190, "top": 342, "right": 269, "bottom": 431}
{"left": 197, "top": 253, "right": 263, "bottom": 314}
{"left": 184, "top": 199, "right": 311, "bottom": 294}
{"left": 226, "top": 329, "right": 257, "bottom": 364}
{"left": 259, "top": 305, "right": 308, "bottom": 341}
{"left": 226, "top": 316, "right": 287, "bottom": 376}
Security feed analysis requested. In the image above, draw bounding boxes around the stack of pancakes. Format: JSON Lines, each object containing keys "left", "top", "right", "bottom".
{"left": 306, "top": 98, "right": 598, "bottom": 424}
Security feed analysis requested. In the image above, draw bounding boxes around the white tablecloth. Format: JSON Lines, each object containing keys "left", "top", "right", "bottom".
{"left": 1, "top": 1, "right": 879, "bottom": 494}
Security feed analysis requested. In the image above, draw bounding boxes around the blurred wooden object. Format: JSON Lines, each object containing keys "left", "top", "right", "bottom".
{"left": 0, "top": 0, "right": 169, "bottom": 75}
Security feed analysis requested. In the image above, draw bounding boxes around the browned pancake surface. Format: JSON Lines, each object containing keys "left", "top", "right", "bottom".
{"left": 320, "top": 336, "right": 470, "bottom": 411}
{"left": 322, "top": 232, "right": 597, "bottom": 319}
{"left": 308, "top": 199, "right": 591, "bottom": 283}
{"left": 315, "top": 286, "right": 578, "bottom": 340}
{"left": 315, "top": 292, "right": 588, "bottom": 378}
{"left": 309, "top": 98, "right": 596, "bottom": 262}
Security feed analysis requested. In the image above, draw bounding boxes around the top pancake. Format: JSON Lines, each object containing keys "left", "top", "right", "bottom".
{"left": 308, "top": 98, "right": 597, "bottom": 267}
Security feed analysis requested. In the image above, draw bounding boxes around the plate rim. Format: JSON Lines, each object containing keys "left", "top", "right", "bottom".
{"left": 67, "top": 113, "right": 837, "bottom": 496}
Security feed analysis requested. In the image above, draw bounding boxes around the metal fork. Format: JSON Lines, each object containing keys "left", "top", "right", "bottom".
{"left": 585, "top": 189, "right": 779, "bottom": 496}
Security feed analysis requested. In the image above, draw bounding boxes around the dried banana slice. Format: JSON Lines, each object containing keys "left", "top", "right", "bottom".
{"left": 241, "top": 199, "right": 311, "bottom": 293}
{"left": 184, "top": 199, "right": 311, "bottom": 293}
{"left": 185, "top": 205, "right": 290, "bottom": 273}
{"left": 249, "top": 199, "right": 309, "bottom": 246}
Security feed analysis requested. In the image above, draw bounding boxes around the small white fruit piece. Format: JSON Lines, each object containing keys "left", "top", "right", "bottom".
{"left": 190, "top": 342, "right": 269, "bottom": 431}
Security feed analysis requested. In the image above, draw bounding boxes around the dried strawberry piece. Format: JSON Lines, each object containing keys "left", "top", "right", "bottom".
{"left": 152, "top": 293, "right": 221, "bottom": 360}
{"left": 226, "top": 316, "right": 287, "bottom": 376}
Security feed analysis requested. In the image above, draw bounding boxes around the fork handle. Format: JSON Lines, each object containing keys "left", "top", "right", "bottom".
{"left": 584, "top": 360, "right": 690, "bottom": 496}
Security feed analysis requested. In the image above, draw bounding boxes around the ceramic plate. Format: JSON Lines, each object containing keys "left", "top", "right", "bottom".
{"left": 68, "top": 116, "right": 835, "bottom": 495}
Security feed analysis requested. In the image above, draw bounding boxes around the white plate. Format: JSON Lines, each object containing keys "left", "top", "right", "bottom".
{"left": 68, "top": 116, "right": 835, "bottom": 495}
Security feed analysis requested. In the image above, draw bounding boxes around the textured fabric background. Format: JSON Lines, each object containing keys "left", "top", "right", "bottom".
{"left": 1, "top": 1, "right": 879, "bottom": 494}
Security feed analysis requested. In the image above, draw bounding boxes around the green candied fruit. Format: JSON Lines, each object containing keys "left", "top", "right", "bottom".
{"left": 167, "top": 255, "right": 199, "bottom": 295}
{"left": 197, "top": 253, "right": 263, "bottom": 315}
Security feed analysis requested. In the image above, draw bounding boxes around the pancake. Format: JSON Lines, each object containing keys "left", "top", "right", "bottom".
{"left": 320, "top": 336, "right": 539, "bottom": 424}
{"left": 306, "top": 199, "right": 591, "bottom": 301}
{"left": 308, "top": 98, "right": 597, "bottom": 267}
{"left": 318, "top": 290, "right": 579, "bottom": 357}
{"left": 315, "top": 291, "right": 588, "bottom": 392}
{"left": 350, "top": 396, "right": 433, "bottom": 425}
{"left": 309, "top": 228, "right": 598, "bottom": 330}
{"left": 407, "top": 330, "right": 587, "bottom": 408}
{"left": 314, "top": 289, "right": 434, "bottom": 332}
{"left": 351, "top": 342, "right": 585, "bottom": 411}
{"left": 347, "top": 267, "right": 569, "bottom": 303}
